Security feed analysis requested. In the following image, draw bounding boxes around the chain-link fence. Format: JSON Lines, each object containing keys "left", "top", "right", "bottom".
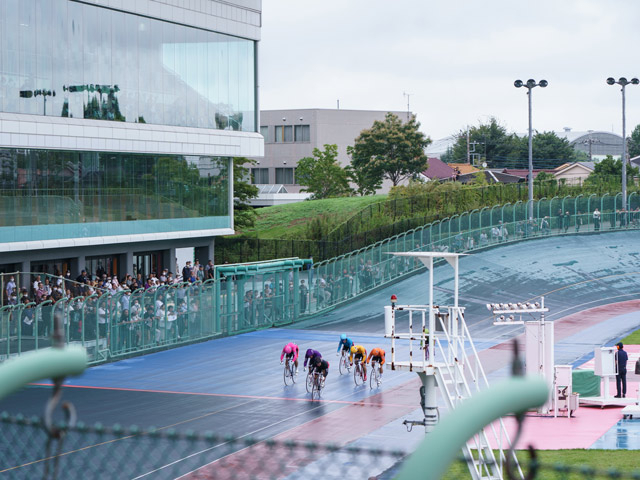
{"left": 0, "top": 412, "right": 406, "bottom": 480}
{"left": 2, "top": 412, "right": 640, "bottom": 480}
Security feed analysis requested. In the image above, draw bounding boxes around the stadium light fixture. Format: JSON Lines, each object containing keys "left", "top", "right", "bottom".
{"left": 514, "top": 78, "right": 548, "bottom": 219}
{"left": 606, "top": 76, "right": 639, "bottom": 219}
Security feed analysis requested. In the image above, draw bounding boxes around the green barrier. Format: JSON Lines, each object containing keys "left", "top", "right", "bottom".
{"left": 572, "top": 369, "right": 601, "bottom": 397}
{"left": 0, "top": 346, "right": 87, "bottom": 401}
{"left": 396, "top": 376, "right": 549, "bottom": 480}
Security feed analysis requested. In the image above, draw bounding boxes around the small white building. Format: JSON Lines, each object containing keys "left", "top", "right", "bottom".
{"left": 553, "top": 162, "right": 595, "bottom": 185}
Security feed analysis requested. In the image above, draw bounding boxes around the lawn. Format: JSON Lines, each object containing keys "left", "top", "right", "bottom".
{"left": 442, "top": 449, "right": 640, "bottom": 479}
{"left": 238, "top": 195, "right": 386, "bottom": 238}
{"left": 622, "top": 329, "right": 640, "bottom": 345}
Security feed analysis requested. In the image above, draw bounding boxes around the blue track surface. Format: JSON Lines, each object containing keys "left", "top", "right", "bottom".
{"left": 3, "top": 230, "right": 640, "bottom": 478}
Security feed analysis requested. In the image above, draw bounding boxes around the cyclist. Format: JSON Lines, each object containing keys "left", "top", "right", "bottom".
{"left": 337, "top": 333, "right": 354, "bottom": 357}
{"left": 304, "top": 348, "right": 322, "bottom": 373}
{"left": 314, "top": 356, "right": 329, "bottom": 382}
{"left": 280, "top": 342, "right": 299, "bottom": 375}
{"left": 350, "top": 344, "right": 367, "bottom": 380}
{"left": 366, "top": 347, "right": 386, "bottom": 378}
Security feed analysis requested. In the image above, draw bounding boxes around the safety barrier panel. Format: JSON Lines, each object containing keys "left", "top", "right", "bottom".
{"left": 0, "top": 193, "right": 637, "bottom": 364}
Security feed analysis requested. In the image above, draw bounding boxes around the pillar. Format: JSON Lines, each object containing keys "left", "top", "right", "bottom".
{"left": 124, "top": 251, "right": 134, "bottom": 278}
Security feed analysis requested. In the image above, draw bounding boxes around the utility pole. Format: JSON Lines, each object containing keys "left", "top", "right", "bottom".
{"left": 403, "top": 92, "right": 412, "bottom": 121}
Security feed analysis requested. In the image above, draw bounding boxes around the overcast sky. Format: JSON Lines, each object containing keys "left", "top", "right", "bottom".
{"left": 259, "top": 0, "right": 640, "bottom": 142}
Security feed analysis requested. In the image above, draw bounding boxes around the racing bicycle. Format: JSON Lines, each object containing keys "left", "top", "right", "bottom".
{"left": 306, "top": 367, "right": 315, "bottom": 393}
{"left": 353, "top": 357, "right": 365, "bottom": 386}
{"left": 338, "top": 349, "right": 351, "bottom": 375}
{"left": 311, "top": 371, "right": 325, "bottom": 400}
{"left": 283, "top": 356, "right": 296, "bottom": 386}
{"left": 370, "top": 359, "right": 382, "bottom": 388}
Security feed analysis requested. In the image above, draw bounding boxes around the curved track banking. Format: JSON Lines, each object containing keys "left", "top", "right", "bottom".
{"left": 1, "top": 231, "right": 640, "bottom": 478}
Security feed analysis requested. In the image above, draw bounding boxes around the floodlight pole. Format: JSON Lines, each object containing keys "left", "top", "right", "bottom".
{"left": 607, "top": 77, "right": 639, "bottom": 218}
{"left": 515, "top": 79, "right": 548, "bottom": 220}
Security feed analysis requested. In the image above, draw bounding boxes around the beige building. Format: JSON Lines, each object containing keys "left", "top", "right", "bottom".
{"left": 250, "top": 108, "right": 410, "bottom": 205}
{"left": 553, "top": 162, "right": 595, "bottom": 185}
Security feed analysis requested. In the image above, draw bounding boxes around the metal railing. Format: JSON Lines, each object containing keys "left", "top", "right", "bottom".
{"left": 1, "top": 193, "right": 637, "bottom": 365}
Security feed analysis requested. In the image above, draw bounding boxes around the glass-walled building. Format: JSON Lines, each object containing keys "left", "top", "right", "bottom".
{"left": 0, "top": 0, "right": 263, "bottom": 280}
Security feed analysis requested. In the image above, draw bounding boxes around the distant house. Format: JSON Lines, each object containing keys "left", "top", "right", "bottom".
{"left": 553, "top": 162, "right": 594, "bottom": 185}
{"left": 501, "top": 168, "right": 555, "bottom": 180}
{"left": 458, "top": 170, "right": 524, "bottom": 184}
{"left": 419, "top": 157, "right": 457, "bottom": 182}
{"left": 447, "top": 163, "right": 479, "bottom": 175}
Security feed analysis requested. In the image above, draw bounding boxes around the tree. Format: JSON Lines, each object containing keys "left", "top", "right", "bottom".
{"left": 513, "top": 131, "right": 578, "bottom": 166}
{"left": 348, "top": 113, "right": 431, "bottom": 187}
{"left": 233, "top": 157, "right": 259, "bottom": 229}
{"left": 628, "top": 124, "right": 640, "bottom": 159}
{"left": 447, "top": 117, "right": 521, "bottom": 165}
{"left": 296, "top": 144, "right": 352, "bottom": 199}
{"left": 585, "top": 155, "right": 640, "bottom": 186}
{"left": 346, "top": 162, "right": 382, "bottom": 196}
{"left": 533, "top": 171, "right": 557, "bottom": 187}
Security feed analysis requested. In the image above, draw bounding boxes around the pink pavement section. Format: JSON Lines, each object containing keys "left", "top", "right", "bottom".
{"left": 184, "top": 300, "right": 640, "bottom": 478}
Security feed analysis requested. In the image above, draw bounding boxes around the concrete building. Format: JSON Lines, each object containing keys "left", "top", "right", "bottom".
{"left": 251, "top": 108, "right": 409, "bottom": 203}
{"left": 0, "top": 0, "right": 262, "bottom": 279}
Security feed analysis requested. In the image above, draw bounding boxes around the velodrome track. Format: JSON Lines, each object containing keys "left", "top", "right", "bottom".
{"left": 1, "top": 231, "right": 640, "bottom": 478}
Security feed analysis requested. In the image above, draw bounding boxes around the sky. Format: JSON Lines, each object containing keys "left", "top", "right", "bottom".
{"left": 258, "top": 0, "right": 640, "bottom": 142}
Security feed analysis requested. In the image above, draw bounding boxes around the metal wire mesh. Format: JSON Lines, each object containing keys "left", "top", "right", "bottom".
{"left": 0, "top": 412, "right": 406, "bottom": 480}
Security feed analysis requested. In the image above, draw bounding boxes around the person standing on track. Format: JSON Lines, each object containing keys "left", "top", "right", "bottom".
{"left": 615, "top": 342, "right": 628, "bottom": 398}
{"left": 337, "top": 333, "right": 354, "bottom": 357}
{"left": 366, "top": 347, "right": 386, "bottom": 377}
{"left": 350, "top": 344, "right": 367, "bottom": 380}
{"left": 303, "top": 348, "right": 322, "bottom": 373}
{"left": 280, "top": 342, "right": 299, "bottom": 376}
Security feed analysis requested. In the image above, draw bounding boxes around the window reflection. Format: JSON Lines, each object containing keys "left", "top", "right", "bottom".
{"left": 0, "top": 0, "right": 256, "bottom": 132}
{"left": 0, "top": 148, "right": 230, "bottom": 228}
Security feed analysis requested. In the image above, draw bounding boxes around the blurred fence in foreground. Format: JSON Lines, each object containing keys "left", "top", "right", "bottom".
{"left": 1, "top": 413, "right": 640, "bottom": 479}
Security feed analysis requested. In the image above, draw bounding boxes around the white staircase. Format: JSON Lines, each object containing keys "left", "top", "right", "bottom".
{"left": 385, "top": 252, "right": 523, "bottom": 480}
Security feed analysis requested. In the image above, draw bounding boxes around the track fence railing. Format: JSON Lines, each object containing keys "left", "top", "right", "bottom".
{"left": 0, "top": 193, "right": 638, "bottom": 365}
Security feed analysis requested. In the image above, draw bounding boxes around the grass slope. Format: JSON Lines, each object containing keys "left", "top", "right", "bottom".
{"left": 238, "top": 195, "right": 386, "bottom": 239}
{"left": 442, "top": 450, "right": 639, "bottom": 479}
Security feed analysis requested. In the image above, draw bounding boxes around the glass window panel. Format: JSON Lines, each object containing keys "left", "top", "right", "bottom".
{"left": 173, "top": 23, "right": 187, "bottom": 126}
{"left": 283, "top": 125, "right": 293, "bottom": 142}
{"left": 161, "top": 20, "right": 175, "bottom": 126}
{"left": 184, "top": 26, "right": 198, "bottom": 127}
{"left": 275, "top": 168, "right": 293, "bottom": 185}
{"left": 0, "top": 0, "right": 255, "bottom": 131}
{"left": 295, "top": 125, "right": 310, "bottom": 142}
{"left": 19, "top": 0, "right": 37, "bottom": 115}
{"left": 1, "top": 0, "right": 21, "bottom": 113}
{"left": 50, "top": 0, "right": 67, "bottom": 119}
{"left": 67, "top": 0, "right": 84, "bottom": 119}
{"left": 260, "top": 126, "right": 269, "bottom": 142}
{"left": 251, "top": 168, "right": 268, "bottom": 184}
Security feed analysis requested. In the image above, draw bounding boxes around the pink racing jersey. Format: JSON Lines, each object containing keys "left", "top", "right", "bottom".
{"left": 280, "top": 342, "right": 299, "bottom": 362}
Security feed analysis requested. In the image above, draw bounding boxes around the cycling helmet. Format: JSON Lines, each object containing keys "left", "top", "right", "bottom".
{"left": 306, "top": 348, "right": 314, "bottom": 357}
{"left": 340, "top": 334, "right": 347, "bottom": 340}
{"left": 284, "top": 345, "right": 292, "bottom": 354}
{"left": 315, "top": 356, "right": 322, "bottom": 365}
{"left": 350, "top": 345, "right": 358, "bottom": 354}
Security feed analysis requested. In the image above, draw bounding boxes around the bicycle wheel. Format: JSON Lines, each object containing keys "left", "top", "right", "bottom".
{"left": 354, "top": 363, "right": 363, "bottom": 386}
{"left": 339, "top": 353, "right": 347, "bottom": 375}
{"left": 311, "top": 376, "right": 320, "bottom": 400}
{"left": 370, "top": 363, "right": 378, "bottom": 389}
{"left": 283, "top": 361, "right": 294, "bottom": 386}
{"left": 306, "top": 370, "right": 314, "bottom": 393}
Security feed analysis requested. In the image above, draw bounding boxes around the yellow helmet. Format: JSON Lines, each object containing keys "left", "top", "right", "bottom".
{"left": 350, "top": 345, "right": 358, "bottom": 354}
